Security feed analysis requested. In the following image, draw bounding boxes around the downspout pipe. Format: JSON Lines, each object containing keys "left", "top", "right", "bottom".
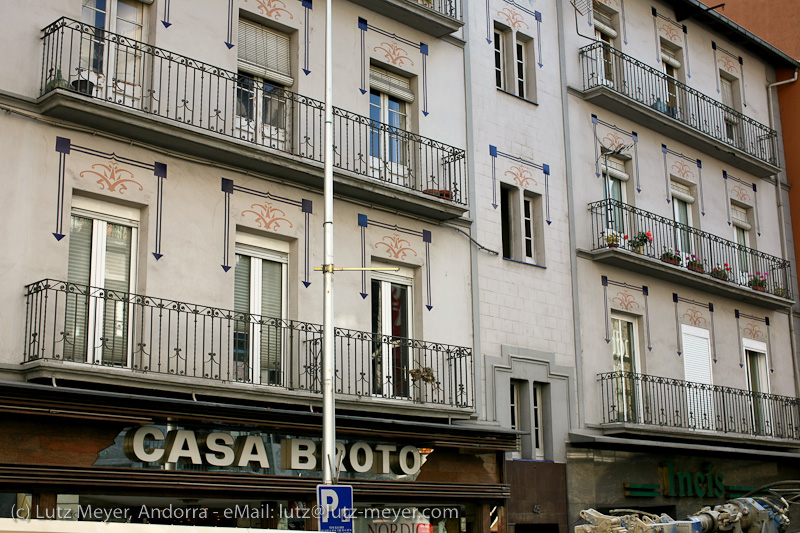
{"left": 766, "top": 68, "right": 799, "bottom": 396}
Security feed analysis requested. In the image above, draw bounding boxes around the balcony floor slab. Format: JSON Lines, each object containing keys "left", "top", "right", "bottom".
{"left": 578, "top": 247, "right": 793, "bottom": 309}
{"left": 572, "top": 86, "right": 780, "bottom": 179}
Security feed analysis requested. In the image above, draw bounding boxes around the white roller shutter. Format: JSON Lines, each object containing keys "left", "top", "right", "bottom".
{"left": 370, "top": 66, "right": 415, "bottom": 103}
{"left": 670, "top": 181, "right": 695, "bottom": 203}
{"left": 661, "top": 47, "right": 682, "bottom": 69}
{"left": 682, "top": 325, "right": 715, "bottom": 430}
{"left": 593, "top": 11, "right": 618, "bottom": 39}
{"left": 602, "top": 156, "right": 630, "bottom": 181}
{"left": 238, "top": 18, "right": 293, "bottom": 86}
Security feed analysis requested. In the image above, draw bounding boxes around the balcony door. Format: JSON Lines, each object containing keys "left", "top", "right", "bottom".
{"left": 744, "top": 340, "right": 771, "bottom": 436}
{"left": 236, "top": 19, "right": 293, "bottom": 150}
{"left": 65, "top": 201, "right": 138, "bottom": 366}
{"left": 593, "top": 8, "right": 617, "bottom": 86}
{"left": 80, "top": 0, "right": 145, "bottom": 103}
{"left": 233, "top": 244, "right": 287, "bottom": 386}
{"left": 610, "top": 316, "right": 640, "bottom": 422}
{"left": 671, "top": 181, "right": 694, "bottom": 258}
{"left": 371, "top": 271, "right": 413, "bottom": 399}
{"left": 602, "top": 155, "right": 628, "bottom": 235}
{"left": 681, "top": 325, "right": 715, "bottom": 430}
{"left": 369, "top": 67, "right": 413, "bottom": 187}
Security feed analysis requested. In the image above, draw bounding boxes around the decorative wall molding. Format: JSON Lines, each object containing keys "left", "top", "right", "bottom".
{"left": 220, "top": 178, "right": 313, "bottom": 287}
{"left": 735, "top": 310, "right": 772, "bottom": 371}
{"left": 359, "top": 18, "right": 429, "bottom": 116}
{"left": 489, "top": 145, "right": 552, "bottom": 224}
{"left": 487, "top": 0, "right": 543, "bottom": 67}
{"left": 358, "top": 214, "right": 433, "bottom": 310}
{"left": 673, "top": 294, "right": 716, "bottom": 360}
{"left": 53, "top": 137, "right": 167, "bottom": 260}
{"left": 592, "top": 114, "right": 640, "bottom": 194}
{"left": 652, "top": 8, "right": 691, "bottom": 78}
{"left": 712, "top": 41, "right": 746, "bottom": 106}
{"left": 662, "top": 144, "right": 703, "bottom": 214}
{"left": 602, "top": 276, "right": 651, "bottom": 351}
{"left": 723, "top": 171, "right": 760, "bottom": 235}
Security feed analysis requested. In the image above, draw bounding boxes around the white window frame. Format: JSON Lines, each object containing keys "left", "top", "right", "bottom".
{"left": 494, "top": 30, "right": 505, "bottom": 90}
{"left": 593, "top": 7, "right": 617, "bottom": 86}
{"left": 79, "top": 0, "right": 147, "bottom": 102}
{"left": 532, "top": 383, "right": 544, "bottom": 460}
{"left": 671, "top": 180, "right": 695, "bottom": 258}
{"left": 70, "top": 196, "right": 139, "bottom": 367}
{"left": 369, "top": 87, "right": 411, "bottom": 187}
{"left": 523, "top": 196, "right": 535, "bottom": 263}
{"left": 743, "top": 338, "right": 771, "bottom": 436}
{"left": 515, "top": 38, "right": 526, "bottom": 97}
{"left": 234, "top": 236, "right": 289, "bottom": 385}
{"left": 610, "top": 314, "right": 642, "bottom": 422}
{"left": 372, "top": 266, "right": 414, "bottom": 399}
{"left": 719, "top": 74, "right": 739, "bottom": 143}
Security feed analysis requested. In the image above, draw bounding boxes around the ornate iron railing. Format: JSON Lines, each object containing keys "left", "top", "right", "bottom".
{"left": 589, "top": 199, "right": 792, "bottom": 299}
{"left": 412, "top": 0, "right": 463, "bottom": 21}
{"left": 579, "top": 42, "right": 778, "bottom": 167}
{"left": 40, "top": 18, "right": 467, "bottom": 206}
{"left": 23, "top": 279, "right": 474, "bottom": 409}
{"left": 599, "top": 371, "right": 800, "bottom": 441}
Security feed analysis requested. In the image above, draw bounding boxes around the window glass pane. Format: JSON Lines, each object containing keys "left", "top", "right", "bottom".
{"left": 389, "top": 283, "right": 409, "bottom": 397}
{"left": 233, "top": 254, "right": 251, "bottom": 380}
{"left": 82, "top": 0, "right": 107, "bottom": 28}
{"left": 369, "top": 90, "right": 381, "bottom": 158}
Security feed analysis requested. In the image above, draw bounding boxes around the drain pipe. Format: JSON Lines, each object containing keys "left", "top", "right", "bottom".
{"left": 557, "top": 0, "right": 585, "bottom": 429}
{"left": 766, "top": 68, "right": 799, "bottom": 395}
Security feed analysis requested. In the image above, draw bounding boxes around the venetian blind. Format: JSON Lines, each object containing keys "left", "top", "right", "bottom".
{"left": 260, "top": 258, "right": 283, "bottom": 376}
{"left": 65, "top": 215, "right": 94, "bottom": 363}
{"left": 682, "top": 326, "right": 715, "bottom": 429}
{"left": 238, "top": 18, "right": 293, "bottom": 86}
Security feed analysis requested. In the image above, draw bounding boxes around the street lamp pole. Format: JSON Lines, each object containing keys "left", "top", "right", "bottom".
{"left": 321, "top": 0, "right": 336, "bottom": 486}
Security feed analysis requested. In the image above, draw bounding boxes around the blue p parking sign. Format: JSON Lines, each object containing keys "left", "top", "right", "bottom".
{"left": 317, "top": 484, "right": 354, "bottom": 533}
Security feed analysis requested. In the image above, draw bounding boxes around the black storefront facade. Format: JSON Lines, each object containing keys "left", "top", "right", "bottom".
{"left": 0, "top": 381, "right": 518, "bottom": 531}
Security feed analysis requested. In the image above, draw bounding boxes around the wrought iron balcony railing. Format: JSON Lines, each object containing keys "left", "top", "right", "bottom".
{"left": 415, "top": 0, "right": 463, "bottom": 21}
{"left": 23, "top": 279, "right": 474, "bottom": 409}
{"left": 40, "top": 18, "right": 467, "bottom": 206}
{"left": 600, "top": 371, "right": 800, "bottom": 441}
{"left": 589, "top": 199, "right": 792, "bottom": 299}
{"left": 579, "top": 42, "right": 778, "bottom": 167}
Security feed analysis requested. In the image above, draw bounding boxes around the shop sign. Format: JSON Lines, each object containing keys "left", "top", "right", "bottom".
{"left": 122, "top": 426, "right": 423, "bottom": 476}
{"left": 623, "top": 462, "right": 726, "bottom": 499}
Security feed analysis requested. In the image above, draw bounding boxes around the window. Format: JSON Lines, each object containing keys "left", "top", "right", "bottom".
{"left": 494, "top": 30, "right": 505, "bottom": 90}
{"left": 369, "top": 66, "right": 413, "bottom": 187}
{"left": 233, "top": 236, "right": 288, "bottom": 385}
{"left": 79, "top": 0, "right": 146, "bottom": 97}
{"left": 671, "top": 180, "right": 695, "bottom": 256}
{"left": 236, "top": 19, "right": 293, "bottom": 150}
{"left": 371, "top": 265, "right": 414, "bottom": 398}
{"left": 611, "top": 316, "right": 639, "bottom": 422}
{"left": 659, "top": 42, "right": 682, "bottom": 117}
{"left": 494, "top": 26, "right": 537, "bottom": 100}
{"left": 510, "top": 380, "right": 522, "bottom": 458}
{"left": 682, "top": 325, "right": 714, "bottom": 430}
{"left": 601, "top": 154, "right": 629, "bottom": 234}
{"left": 731, "top": 204, "right": 752, "bottom": 276}
{"left": 720, "top": 74, "right": 739, "bottom": 144}
{"left": 531, "top": 383, "right": 544, "bottom": 459}
{"left": 509, "top": 379, "right": 544, "bottom": 460}
{"left": 65, "top": 196, "right": 139, "bottom": 366}
{"left": 744, "top": 339, "right": 770, "bottom": 436}
{"left": 501, "top": 186, "right": 544, "bottom": 264}
{"left": 593, "top": 4, "right": 617, "bottom": 85}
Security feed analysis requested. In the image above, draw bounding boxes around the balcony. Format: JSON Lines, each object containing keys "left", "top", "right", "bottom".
{"left": 587, "top": 199, "right": 793, "bottom": 307}
{"left": 346, "top": 0, "right": 463, "bottom": 37}
{"left": 578, "top": 43, "right": 779, "bottom": 178}
{"left": 599, "top": 371, "right": 800, "bottom": 443}
{"left": 38, "top": 18, "right": 467, "bottom": 220}
{"left": 22, "top": 280, "right": 474, "bottom": 412}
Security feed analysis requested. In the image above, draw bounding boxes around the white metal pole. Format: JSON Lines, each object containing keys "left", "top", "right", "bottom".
{"left": 321, "top": 0, "right": 336, "bottom": 486}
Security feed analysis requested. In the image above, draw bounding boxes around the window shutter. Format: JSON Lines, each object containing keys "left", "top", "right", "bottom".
{"left": 234, "top": 254, "right": 251, "bottom": 315}
{"left": 682, "top": 326, "right": 715, "bottom": 430}
{"left": 670, "top": 181, "right": 695, "bottom": 204}
{"left": 660, "top": 47, "right": 682, "bottom": 69}
{"left": 720, "top": 77, "right": 734, "bottom": 107}
{"left": 260, "top": 259, "right": 283, "bottom": 373}
{"left": 65, "top": 216, "right": 94, "bottom": 363}
{"left": 593, "top": 11, "right": 618, "bottom": 39}
{"left": 370, "top": 66, "right": 415, "bottom": 103}
{"left": 68, "top": 216, "right": 94, "bottom": 286}
{"left": 238, "top": 19, "right": 293, "bottom": 87}
{"left": 731, "top": 204, "right": 752, "bottom": 230}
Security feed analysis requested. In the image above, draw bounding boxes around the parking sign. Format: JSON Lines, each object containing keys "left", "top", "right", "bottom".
{"left": 317, "top": 484, "right": 354, "bottom": 533}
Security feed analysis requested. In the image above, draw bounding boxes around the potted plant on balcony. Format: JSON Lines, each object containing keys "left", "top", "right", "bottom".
{"left": 410, "top": 366, "right": 438, "bottom": 390}
{"left": 44, "top": 69, "right": 70, "bottom": 92}
{"left": 773, "top": 286, "right": 788, "bottom": 298}
{"left": 747, "top": 272, "right": 768, "bottom": 292}
{"left": 685, "top": 255, "right": 704, "bottom": 274}
{"left": 711, "top": 263, "right": 732, "bottom": 281}
{"left": 661, "top": 248, "right": 681, "bottom": 266}
{"left": 628, "top": 230, "right": 653, "bottom": 254}
{"left": 603, "top": 232, "right": 623, "bottom": 248}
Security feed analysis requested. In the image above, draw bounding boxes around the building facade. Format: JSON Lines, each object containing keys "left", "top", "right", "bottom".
{"left": 0, "top": 0, "right": 516, "bottom": 531}
{"left": 1, "top": 0, "right": 800, "bottom": 532}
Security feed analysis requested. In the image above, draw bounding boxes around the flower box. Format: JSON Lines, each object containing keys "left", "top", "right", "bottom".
{"left": 687, "top": 263, "right": 704, "bottom": 274}
{"left": 661, "top": 256, "right": 680, "bottom": 266}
